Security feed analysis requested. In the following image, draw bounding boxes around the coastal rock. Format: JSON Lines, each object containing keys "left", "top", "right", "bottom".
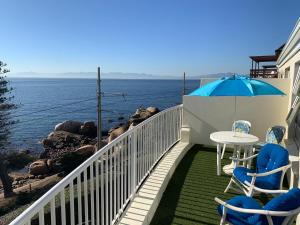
{"left": 79, "top": 121, "right": 97, "bottom": 137}
{"left": 42, "top": 138, "right": 55, "bottom": 148}
{"left": 129, "top": 106, "right": 160, "bottom": 126}
{"left": 108, "top": 125, "right": 129, "bottom": 143}
{"left": 37, "top": 175, "right": 45, "bottom": 179}
{"left": 75, "top": 145, "right": 96, "bottom": 156}
{"left": 146, "top": 107, "right": 160, "bottom": 115}
{"left": 129, "top": 108, "right": 152, "bottom": 125}
{"left": 54, "top": 120, "right": 83, "bottom": 134}
{"left": 29, "top": 160, "right": 49, "bottom": 175}
{"left": 47, "top": 159, "right": 53, "bottom": 170}
{"left": 42, "top": 131, "right": 85, "bottom": 149}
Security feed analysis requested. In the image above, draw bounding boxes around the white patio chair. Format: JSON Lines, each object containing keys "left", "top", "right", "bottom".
{"left": 224, "top": 143, "right": 291, "bottom": 197}
{"left": 215, "top": 188, "right": 300, "bottom": 225}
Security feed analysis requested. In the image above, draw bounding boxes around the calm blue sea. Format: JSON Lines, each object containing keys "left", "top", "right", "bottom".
{"left": 7, "top": 78, "right": 200, "bottom": 152}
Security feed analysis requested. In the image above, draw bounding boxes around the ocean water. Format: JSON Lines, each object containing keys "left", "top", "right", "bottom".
{"left": 7, "top": 78, "right": 200, "bottom": 152}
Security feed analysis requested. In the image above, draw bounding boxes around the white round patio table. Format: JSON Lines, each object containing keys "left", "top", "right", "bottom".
{"left": 210, "top": 131, "right": 259, "bottom": 176}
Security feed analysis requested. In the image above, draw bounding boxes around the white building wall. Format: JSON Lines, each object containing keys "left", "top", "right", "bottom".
{"left": 278, "top": 50, "right": 300, "bottom": 107}
{"left": 182, "top": 78, "right": 291, "bottom": 146}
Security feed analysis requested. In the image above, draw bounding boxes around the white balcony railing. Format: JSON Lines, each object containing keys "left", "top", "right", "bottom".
{"left": 10, "top": 104, "right": 183, "bottom": 225}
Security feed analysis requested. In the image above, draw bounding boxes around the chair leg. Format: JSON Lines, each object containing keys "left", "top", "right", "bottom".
{"left": 224, "top": 178, "right": 233, "bottom": 193}
{"left": 221, "top": 144, "right": 226, "bottom": 159}
{"left": 220, "top": 207, "right": 227, "bottom": 225}
{"left": 247, "top": 184, "right": 255, "bottom": 197}
{"left": 220, "top": 216, "right": 226, "bottom": 225}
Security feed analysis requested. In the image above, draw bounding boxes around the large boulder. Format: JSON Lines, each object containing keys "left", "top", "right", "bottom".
{"left": 54, "top": 120, "right": 83, "bottom": 134}
{"left": 129, "top": 108, "right": 152, "bottom": 125}
{"left": 75, "top": 145, "right": 96, "bottom": 156}
{"left": 29, "top": 160, "right": 50, "bottom": 175}
{"left": 146, "top": 107, "right": 160, "bottom": 115}
{"left": 42, "top": 131, "right": 85, "bottom": 150}
{"left": 79, "top": 121, "right": 97, "bottom": 137}
{"left": 108, "top": 125, "right": 129, "bottom": 143}
{"left": 41, "top": 131, "right": 96, "bottom": 160}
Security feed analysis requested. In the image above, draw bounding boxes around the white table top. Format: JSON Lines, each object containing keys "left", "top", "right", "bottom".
{"left": 210, "top": 131, "right": 259, "bottom": 145}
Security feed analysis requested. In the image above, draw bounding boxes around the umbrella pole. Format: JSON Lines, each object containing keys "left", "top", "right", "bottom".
{"left": 234, "top": 96, "right": 237, "bottom": 136}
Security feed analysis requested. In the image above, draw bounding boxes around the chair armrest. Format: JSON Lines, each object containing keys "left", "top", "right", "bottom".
{"left": 244, "top": 181, "right": 290, "bottom": 194}
{"left": 214, "top": 197, "right": 299, "bottom": 216}
{"left": 247, "top": 164, "right": 292, "bottom": 177}
{"left": 230, "top": 154, "right": 258, "bottom": 162}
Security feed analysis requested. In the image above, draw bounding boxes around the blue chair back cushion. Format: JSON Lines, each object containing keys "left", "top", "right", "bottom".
{"left": 217, "top": 189, "right": 300, "bottom": 225}
{"left": 265, "top": 126, "right": 286, "bottom": 144}
{"left": 256, "top": 144, "right": 289, "bottom": 189}
{"left": 233, "top": 144, "right": 289, "bottom": 190}
{"left": 261, "top": 188, "right": 300, "bottom": 225}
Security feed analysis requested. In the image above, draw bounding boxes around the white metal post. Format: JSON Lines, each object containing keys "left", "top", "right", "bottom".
{"left": 132, "top": 130, "right": 137, "bottom": 194}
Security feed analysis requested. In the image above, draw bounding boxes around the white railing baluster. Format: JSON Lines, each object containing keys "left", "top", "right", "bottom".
{"left": 60, "top": 190, "right": 66, "bottom": 225}
{"left": 77, "top": 175, "right": 82, "bottom": 225}
{"left": 137, "top": 129, "right": 141, "bottom": 183}
{"left": 84, "top": 169, "right": 88, "bottom": 225}
{"left": 132, "top": 130, "right": 137, "bottom": 193}
{"left": 124, "top": 134, "right": 128, "bottom": 199}
{"left": 121, "top": 139, "right": 124, "bottom": 210}
{"left": 39, "top": 208, "right": 44, "bottom": 225}
{"left": 95, "top": 160, "right": 100, "bottom": 225}
{"left": 70, "top": 181, "right": 75, "bottom": 225}
{"left": 50, "top": 198, "right": 56, "bottom": 225}
{"left": 100, "top": 155, "right": 104, "bottom": 225}
{"left": 144, "top": 126, "right": 147, "bottom": 176}
{"left": 10, "top": 105, "right": 183, "bottom": 225}
{"left": 110, "top": 149, "right": 113, "bottom": 224}
{"left": 114, "top": 145, "right": 117, "bottom": 221}
{"left": 90, "top": 163, "right": 95, "bottom": 225}
{"left": 105, "top": 151, "right": 109, "bottom": 225}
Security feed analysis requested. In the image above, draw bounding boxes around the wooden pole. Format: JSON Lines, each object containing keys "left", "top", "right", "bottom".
{"left": 97, "top": 67, "right": 102, "bottom": 150}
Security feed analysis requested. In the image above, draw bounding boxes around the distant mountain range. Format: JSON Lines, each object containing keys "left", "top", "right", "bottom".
{"left": 7, "top": 71, "right": 238, "bottom": 79}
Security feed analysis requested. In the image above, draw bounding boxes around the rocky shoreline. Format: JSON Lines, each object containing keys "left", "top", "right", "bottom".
{"left": 4, "top": 106, "right": 160, "bottom": 192}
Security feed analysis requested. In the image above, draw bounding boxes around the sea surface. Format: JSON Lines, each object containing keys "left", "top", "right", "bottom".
{"left": 7, "top": 78, "right": 200, "bottom": 152}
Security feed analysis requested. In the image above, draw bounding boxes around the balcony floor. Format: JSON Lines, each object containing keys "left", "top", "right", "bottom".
{"left": 150, "top": 145, "right": 271, "bottom": 225}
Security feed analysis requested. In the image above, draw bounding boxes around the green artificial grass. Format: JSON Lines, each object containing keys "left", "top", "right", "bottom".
{"left": 150, "top": 145, "right": 271, "bottom": 225}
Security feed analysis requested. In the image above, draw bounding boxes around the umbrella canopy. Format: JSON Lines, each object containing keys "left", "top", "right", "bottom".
{"left": 189, "top": 75, "right": 285, "bottom": 96}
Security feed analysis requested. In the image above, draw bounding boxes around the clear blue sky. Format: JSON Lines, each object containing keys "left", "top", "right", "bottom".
{"left": 1, "top": 0, "right": 299, "bottom": 76}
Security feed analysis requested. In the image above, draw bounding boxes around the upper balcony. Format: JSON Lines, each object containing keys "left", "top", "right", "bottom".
{"left": 249, "top": 55, "right": 279, "bottom": 78}
{"left": 249, "top": 44, "right": 285, "bottom": 78}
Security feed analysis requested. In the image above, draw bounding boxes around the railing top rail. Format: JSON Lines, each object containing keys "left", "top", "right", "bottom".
{"left": 10, "top": 104, "right": 183, "bottom": 225}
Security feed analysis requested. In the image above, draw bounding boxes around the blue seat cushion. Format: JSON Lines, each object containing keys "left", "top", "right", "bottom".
{"left": 262, "top": 188, "right": 300, "bottom": 225}
{"left": 217, "top": 195, "right": 262, "bottom": 225}
{"left": 233, "top": 167, "right": 279, "bottom": 190}
{"left": 217, "top": 189, "right": 300, "bottom": 225}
